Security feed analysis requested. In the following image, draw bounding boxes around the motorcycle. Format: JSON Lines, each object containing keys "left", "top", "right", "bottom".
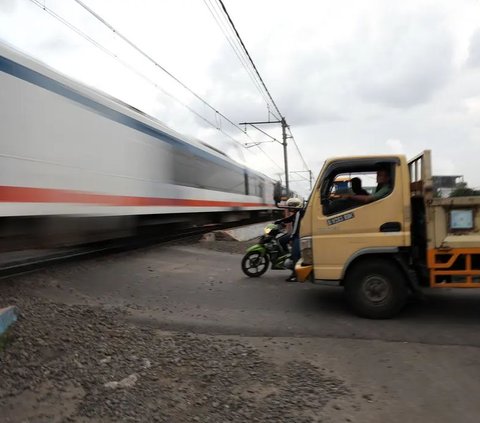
{"left": 241, "top": 223, "right": 293, "bottom": 277}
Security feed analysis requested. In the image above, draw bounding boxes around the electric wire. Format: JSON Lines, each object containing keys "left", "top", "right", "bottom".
{"left": 72, "top": 0, "right": 284, "bottom": 171}
{"left": 72, "top": 0, "right": 243, "bottom": 135}
{"left": 217, "top": 0, "right": 282, "bottom": 122}
{"left": 28, "top": 0, "right": 239, "bottom": 147}
{"left": 204, "top": 0, "right": 270, "bottom": 107}
{"left": 216, "top": 0, "right": 312, "bottom": 185}
{"left": 203, "top": 0, "right": 272, "bottom": 109}
{"left": 289, "top": 172, "right": 310, "bottom": 182}
{"left": 288, "top": 129, "right": 310, "bottom": 172}
{"left": 28, "top": 0, "right": 285, "bottom": 172}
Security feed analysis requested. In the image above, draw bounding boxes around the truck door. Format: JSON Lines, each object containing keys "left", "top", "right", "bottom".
{"left": 311, "top": 158, "right": 410, "bottom": 281}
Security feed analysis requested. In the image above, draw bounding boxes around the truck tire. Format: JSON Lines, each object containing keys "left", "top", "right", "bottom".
{"left": 344, "top": 259, "right": 408, "bottom": 319}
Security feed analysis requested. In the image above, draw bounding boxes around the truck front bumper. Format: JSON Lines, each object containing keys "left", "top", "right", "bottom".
{"left": 295, "top": 259, "right": 313, "bottom": 282}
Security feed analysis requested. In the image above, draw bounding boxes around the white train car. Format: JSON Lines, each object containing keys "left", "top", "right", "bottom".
{"left": 0, "top": 42, "right": 275, "bottom": 248}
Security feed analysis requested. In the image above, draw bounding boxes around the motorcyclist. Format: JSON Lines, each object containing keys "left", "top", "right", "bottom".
{"left": 275, "top": 197, "right": 304, "bottom": 282}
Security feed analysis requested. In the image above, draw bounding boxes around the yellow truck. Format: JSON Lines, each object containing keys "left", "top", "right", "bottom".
{"left": 294, "top": 150, "right": 480, "bottom": 318}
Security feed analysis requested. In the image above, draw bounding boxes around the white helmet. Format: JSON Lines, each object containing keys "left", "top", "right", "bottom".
{"left": 286, "top": 197, "right": 302, "bottom": 208}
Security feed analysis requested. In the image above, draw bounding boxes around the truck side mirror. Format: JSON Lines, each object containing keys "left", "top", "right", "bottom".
{"left": 273, "top": 181, "right": 282, "bottom": 204}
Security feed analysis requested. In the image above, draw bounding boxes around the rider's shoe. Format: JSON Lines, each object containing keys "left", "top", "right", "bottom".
{"left": 285, "top": 275, "right": 297, "bottom": 282}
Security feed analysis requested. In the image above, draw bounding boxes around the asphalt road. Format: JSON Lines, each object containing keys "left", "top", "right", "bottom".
{"left": 20, "top": 242, "right": 480, "bottom": 347}
{"left": 3, "top": 241, "right": 480, "bottom": 422}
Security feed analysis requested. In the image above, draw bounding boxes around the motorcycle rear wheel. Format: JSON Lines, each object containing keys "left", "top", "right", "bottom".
{"left": 241, "top": 251, "right": 270, "bottom": 277}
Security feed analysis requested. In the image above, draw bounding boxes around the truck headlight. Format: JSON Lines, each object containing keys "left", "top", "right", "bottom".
{"left": 300, "top": 236, "right": 313, "bottom": 265}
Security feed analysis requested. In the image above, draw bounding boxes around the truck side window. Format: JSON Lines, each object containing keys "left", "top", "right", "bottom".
{"left": 322, "top": 167, "right": 394, "bottom": 215}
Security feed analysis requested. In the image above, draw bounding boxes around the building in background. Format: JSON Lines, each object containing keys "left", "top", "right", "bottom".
{"left": 432, "top": 175, "right": 464, "bottom": 197}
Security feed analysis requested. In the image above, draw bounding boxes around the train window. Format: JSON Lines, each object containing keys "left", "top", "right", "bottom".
{"left": 172, "top": 150, "right": 245, "bottom": 194}
{"left": 248, "top": 175, "right": 264, "bottom": 197}
{"left": 258, "top": 180, "right": 264, "bottom": 199}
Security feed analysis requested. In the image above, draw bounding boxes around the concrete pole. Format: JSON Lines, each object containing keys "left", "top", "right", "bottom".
{"left": 281, "top": 117, "right": 289, "bottom": 197}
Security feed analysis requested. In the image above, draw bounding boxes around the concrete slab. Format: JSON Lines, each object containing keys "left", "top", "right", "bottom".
{"left": 218, "top": 222, "right": 270, "bottom": 241}
{"left": 0, "top": 306, "right": 18, "bottom": 335}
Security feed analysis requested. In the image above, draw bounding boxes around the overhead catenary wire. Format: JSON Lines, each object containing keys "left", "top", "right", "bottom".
{"left": 72, "top": 0, "right": 284, "bottom": 172}
{"left": 289, "top": 171, "right": 311, "bottom": 182}
{"left": 72, "top": 0, "right": 242, "bottom": 134}
{"left": 215, "top": 0, "right": 312, "bottom": 188}
{"left": 27, "top": 0, "right": 238, "bottom": 148}
{"left": 288, "top": 128, "right": 310, "bottom": 172}
{"left": 216, "top": 0, "right": 282, "bottom": 122}
{"left": 203, "top": 0, "right": 272, "bottom": 111}
{"left": 28, "top": 0, "right": 285, "bottom": 172}
{"left": 45, "top": 0, "right": 308, "bottom": 184}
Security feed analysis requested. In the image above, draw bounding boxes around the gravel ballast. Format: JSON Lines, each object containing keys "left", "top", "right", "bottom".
{"left": 0, "top": 290, "right": 348, "bottom": 423}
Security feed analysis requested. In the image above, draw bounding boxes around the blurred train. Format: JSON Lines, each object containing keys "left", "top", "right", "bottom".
{"left": 0, "top": 42, "right": 277, "bottom": 250}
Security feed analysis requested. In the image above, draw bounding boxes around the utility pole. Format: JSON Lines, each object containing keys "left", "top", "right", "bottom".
{"left": 281, "top": 117, "right": 289, "bottom": 196}
{"left": 240, "top": 118, "right": 290, "bottom": 197}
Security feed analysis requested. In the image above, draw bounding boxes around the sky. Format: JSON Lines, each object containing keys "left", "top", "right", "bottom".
{"left": 1, "top": 0, "right": 480, "bottom": 197}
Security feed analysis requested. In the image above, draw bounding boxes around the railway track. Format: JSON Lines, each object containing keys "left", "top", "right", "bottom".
{"left": 0, "top": 218, "right": 266, "bottom": 278}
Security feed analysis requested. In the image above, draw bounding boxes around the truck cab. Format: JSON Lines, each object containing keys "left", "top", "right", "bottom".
{"left": 295, "top": 151, "right": 480, "bottom": 318}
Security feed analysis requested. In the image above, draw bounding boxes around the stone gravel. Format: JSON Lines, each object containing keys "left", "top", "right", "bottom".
{"left": 197, "top": 239, "right": 254, "bottom": 255}
{"left": 0, "top": 285, "right": 348, "bottom": 423}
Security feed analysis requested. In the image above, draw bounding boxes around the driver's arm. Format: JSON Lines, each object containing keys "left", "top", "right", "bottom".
{"left": 339, "top": 193, "right": 374, "bottom": 203}
{"left": 275, "top": 213, "right": 295, "bottom": 224}
{"left": 340, "top": 185, "right": 390, "bottom": 203}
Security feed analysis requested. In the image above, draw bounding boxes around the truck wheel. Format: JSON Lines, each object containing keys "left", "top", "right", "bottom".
{"left": 344, "top": 259, "right": 408, "bottom": 319}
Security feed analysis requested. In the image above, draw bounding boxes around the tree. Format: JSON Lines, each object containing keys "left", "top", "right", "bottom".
{"left": 449, "top": 182, "right": 480, "bottom": 197}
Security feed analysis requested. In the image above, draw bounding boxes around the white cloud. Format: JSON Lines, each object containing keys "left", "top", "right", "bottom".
{"left": 2, "top": 0, "right": 480, "bottom": 197}
{"left": 0, "top": 0, "right": 17, "bottom": 13}
{"left": 354, "top": 10, "right": 454, "bottom": 108}
{"left": 386, "top": 139, "right": 404, "bottom": 154}
{"left": 467, "top": 29, "right": 480, "bottom": 67}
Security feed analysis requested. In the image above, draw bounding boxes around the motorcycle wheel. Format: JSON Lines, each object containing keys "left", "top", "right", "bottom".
{"left": 241, "top": 251, "right": 270, "bottom": 277}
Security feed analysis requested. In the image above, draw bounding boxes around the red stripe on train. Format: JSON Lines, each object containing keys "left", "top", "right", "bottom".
{"left": 0, "top": 185, "right": 272, "bottom": 207}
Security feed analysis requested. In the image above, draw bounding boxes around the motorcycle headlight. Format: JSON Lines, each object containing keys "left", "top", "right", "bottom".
{"left": 300, "top": 236, "right": 313, "bottom": 265}
{"left": 264, "top": 227, "right": 271, "bottom": 235}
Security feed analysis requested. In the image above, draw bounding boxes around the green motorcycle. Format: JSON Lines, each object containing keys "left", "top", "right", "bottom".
{"left": 241, "top": 223, "right": 292, "bottom": 277}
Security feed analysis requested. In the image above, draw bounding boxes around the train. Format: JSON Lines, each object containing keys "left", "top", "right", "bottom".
{"left": 0, "top": 42, "right": 277, "bottom": 250}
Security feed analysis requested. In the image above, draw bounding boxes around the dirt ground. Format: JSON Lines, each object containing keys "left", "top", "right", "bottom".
{"left": 1, "top": 239, "right": 480, "bottom": 422}
{"left": 0, "top": 291, "right": 349, "bottom": 423}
